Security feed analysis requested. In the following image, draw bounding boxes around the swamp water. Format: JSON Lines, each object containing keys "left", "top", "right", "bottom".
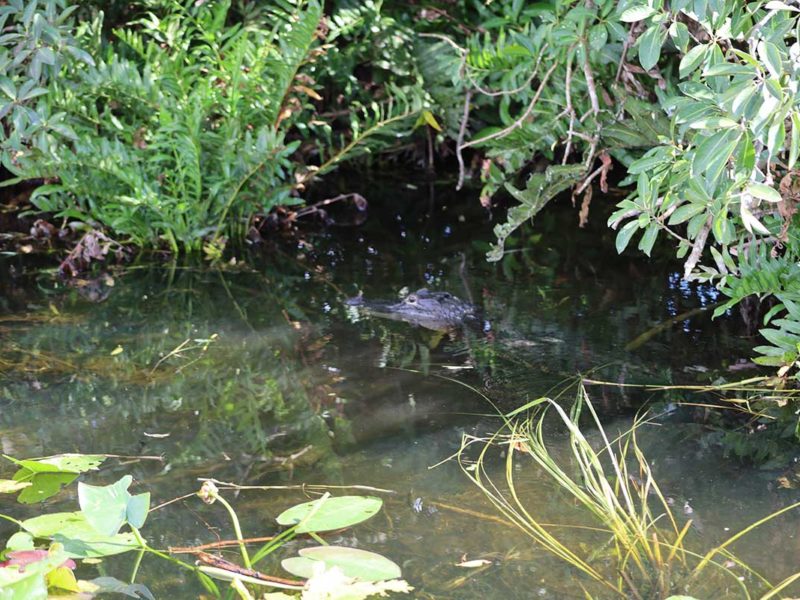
{"left": 1, "top": 175, "right": 799, "bottom": 598}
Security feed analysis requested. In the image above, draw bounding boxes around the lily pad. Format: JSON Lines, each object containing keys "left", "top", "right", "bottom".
{"left": 20, "top": 512, "right": 139, "bottom": 558}
{"left": 4, "top": 454, "right": 106, "bottom": 504}
{"left": 281, "top": 546, "right": 401, "bottom": 582}
{"left": 276, "top": 496, "right": 382, "bottom": 533}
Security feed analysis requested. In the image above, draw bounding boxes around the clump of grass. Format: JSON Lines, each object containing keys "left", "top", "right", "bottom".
{"left": 456, "top": 384, "right": 800, "bottom": 599}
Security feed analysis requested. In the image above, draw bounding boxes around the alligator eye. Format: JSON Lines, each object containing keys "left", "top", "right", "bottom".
{"left": 407, "top": 295, "right": 417, "bottom": 304}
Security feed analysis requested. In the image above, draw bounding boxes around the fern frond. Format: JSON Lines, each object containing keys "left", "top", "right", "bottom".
{"left": 261, "top": 0, "right": 322, "bottom": 125}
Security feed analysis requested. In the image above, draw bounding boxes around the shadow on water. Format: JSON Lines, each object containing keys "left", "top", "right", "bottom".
{"left": 0, "top": 174, "right": 797, "bottom": 597}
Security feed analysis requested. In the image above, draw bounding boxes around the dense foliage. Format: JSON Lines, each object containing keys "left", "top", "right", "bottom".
{"left": 0, "top": 0, "right": 427, "bottom": 253}
{"left": 3, "top": 0, "right": 800, "bottom": 379}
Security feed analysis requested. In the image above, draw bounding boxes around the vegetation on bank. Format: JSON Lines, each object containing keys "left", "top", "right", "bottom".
{"left": 2, "top": 0, "right": 800, "bottom": 380}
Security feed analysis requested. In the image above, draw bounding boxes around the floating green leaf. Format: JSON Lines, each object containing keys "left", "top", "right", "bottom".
{"left": 282, "top": 546, "right": 402, "bottom": 582}
{"left": 4, "top": 454, "right": 106, "bottom": 504}
{"left": 276, "top": 496, "right": 382, "bottom": 533}
{"left": 21, "top": 511, "right": 139, "bottom": 558}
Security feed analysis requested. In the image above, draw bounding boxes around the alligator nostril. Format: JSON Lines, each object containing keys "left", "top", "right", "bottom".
{"left": 407, "top": 295, "right": 417, "bottom": 304}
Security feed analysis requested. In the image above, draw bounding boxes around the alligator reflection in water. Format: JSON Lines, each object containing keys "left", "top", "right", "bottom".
{"left": 344, "top": 286, "right": 617, "bottom": 401}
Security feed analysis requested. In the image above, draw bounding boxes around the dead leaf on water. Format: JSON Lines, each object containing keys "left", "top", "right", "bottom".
{"left": 456, "top": 559, "right": 492, "bottom": 568}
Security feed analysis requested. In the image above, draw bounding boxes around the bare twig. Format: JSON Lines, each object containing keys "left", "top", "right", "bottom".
{"left": 683, "top": 215, "right": 713, "bottom": 279}
{"left": 581, "top": 43, "right": 601, "bottom": 117}
{"left": 197, "top": 478, "right": 397, "bottom": 495}
{"left": 460, "top": 62, "right": 559, "bottom": 151}
{"left": 456, "top": 90, "right": 473, "bottom": 190}
{"left": 170, "top": 536, "right": 276, "bottom": 554}
{"left": 196, "top": 552, "right": 304, "bottom": 588}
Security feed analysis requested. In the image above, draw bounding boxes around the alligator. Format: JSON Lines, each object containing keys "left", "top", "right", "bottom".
{"left": 345, "top": 288, "right": 482, "bottom": 331}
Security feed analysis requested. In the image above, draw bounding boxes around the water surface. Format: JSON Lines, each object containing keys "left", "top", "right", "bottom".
{"left": 1, "top": 175, "right": 797, "bottom": 598}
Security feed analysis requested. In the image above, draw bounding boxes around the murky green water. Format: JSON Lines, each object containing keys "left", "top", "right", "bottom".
{"left": 1, "top": 175, "right": 799, "bottom": 598}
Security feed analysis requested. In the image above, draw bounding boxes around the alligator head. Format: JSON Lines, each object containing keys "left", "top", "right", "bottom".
{"left": 345, "top": 288, "right": 478, "bottom": 331}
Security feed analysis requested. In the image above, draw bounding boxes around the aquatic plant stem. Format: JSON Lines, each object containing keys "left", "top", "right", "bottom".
{"left": 129, "top": 548, "right": 145, "bottom": 584}
{"left": 213, "top": 492, "right": 252, "bottom": 569}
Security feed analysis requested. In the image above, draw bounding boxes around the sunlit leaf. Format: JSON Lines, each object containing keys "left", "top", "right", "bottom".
{"left": 0, "top": 480, "right": 31, "bottom": 494}
{"left": 282, "top": 546, "right": 402, "bottom": 581}
{"left": 615, "top": 220, "right": 640, "bottom": 254}
{"left": 276, "top": 496, "right": 382, "bottom": 533}
{"left": 748, "top": 183, "right": 782, "bottom": 203}
{"left": 21, "top": 512, "right": 139, "bottom": 558}
{"left": 619, "top": 5, "right": 656, "bottom": 22}
{"left": 78, "top": 476, "right": 135, "bottom": 536}
{"left": 638, "top": 25, "right": 666, "bottom": 71}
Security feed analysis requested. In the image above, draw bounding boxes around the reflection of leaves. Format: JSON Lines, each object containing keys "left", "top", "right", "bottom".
{"left": 5, "top": 454, "right": 106, "bottom": 504}
{"left": 79, "top": 576, "right": 155, "bottom": 600}
{"left": 276, "top": 496, "right": 382, "bottom": 533}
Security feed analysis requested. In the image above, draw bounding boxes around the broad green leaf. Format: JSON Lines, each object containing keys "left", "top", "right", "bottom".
{"left": 615, "top": 220, "right": 640, "bottom": 254}
{"left": 638, "top": 25, "right": 666, "bottom": 70}
{"left": 679, "top": 44, "right": 708, "bottom": 77}
{"left": 276, "top": 496, "right": 383, "bottom": 533}
{"left": 688, "top": 116, "right": 738, "bottom": 129}
{"left": 731, "top": 83, "right": 757, "bottom": 116}
{"left": 78, "top": 476, "right": 134, "bottom": 537}
{"left": 620, "top": 5, "right": 656, "bottom": 22}
{"left": 758, "top": 40, "right": 783, "bottom": 78}
{"left": 637, "top": 223, "right": 659, "bottom": 256}
{"left": 5, "top": 532, "right": 34, "bottom": 551}
{"left": 588, "top": 24, "right": 608, "bottom": 51}
{"left": 5, "top": 454, "right": 106, "bottom": 504}
{"left": 282, "top": 546, "right": 401, "bottom": 582}
{"left": 692, "top": 129, "right": 741, "bottom": 182}
{"left": 126, "top": 493, "right": 151, "bottom": 530}
{"left": 767, "top": 115, "right": 786, "bottom": 158}
{"left": 748, "top": 183, "right": 782, "bottom": 203}
{"left": 790, "top": 111, "right": 800, "bottom": 169}
{"left": 668, "top": 203, "right": 706, "bottom": 225}
{"left": 20, "top": 512, "right": 139, "bottom": 558}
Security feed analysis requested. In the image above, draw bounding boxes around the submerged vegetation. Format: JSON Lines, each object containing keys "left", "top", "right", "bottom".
{"left": 458, "top": 384, "right": 800, "bottom": 599}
